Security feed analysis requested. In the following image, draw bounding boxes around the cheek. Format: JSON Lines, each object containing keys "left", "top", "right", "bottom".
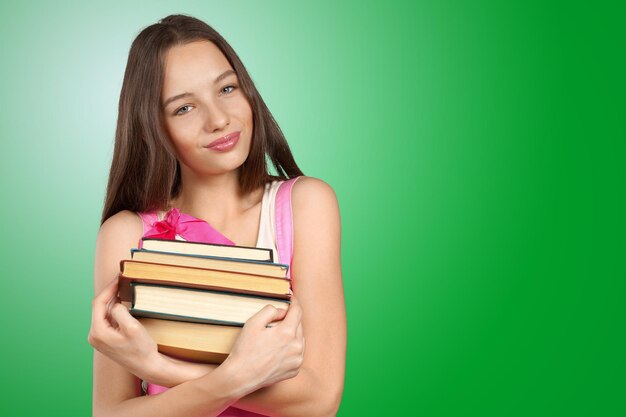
{"left": 242, "top": 105, "right": 254, "bottom": 138}
{"left": 229, "top": 97, "right": 253, "bottom": 126}
{"left": 247, "top": 110, "right": 254, "bottom": 130}
{"left": 165, "top": 120, "right": 197, "bottom": 149}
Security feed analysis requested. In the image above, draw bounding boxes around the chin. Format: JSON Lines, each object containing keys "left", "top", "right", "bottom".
{"left": 205, "top": 155, "right": 249, "bottom": 176}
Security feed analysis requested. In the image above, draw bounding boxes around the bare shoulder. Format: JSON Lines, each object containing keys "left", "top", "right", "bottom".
{"left": 96, "top": 210, "right": 144, "bottom": 252}
{"left": 94, "top": 210, "right": 143, "bottom": 293}
{"left": 98, "top": 210, "right": 143, "bottom": 239}
{"left": 290, "top": 176, "right": 341, "bottom": 257}
{"left": 291, "top": 176, "right": 339, "bottom": 215}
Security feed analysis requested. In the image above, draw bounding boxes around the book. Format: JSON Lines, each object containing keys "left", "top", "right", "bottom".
{"left": 131, "top": 248, "right": 288, "bottom": 279}
{"left": 138, "top": 317, "right": 241, "bottom": 364}
{"left": 130, "top": 283, "right": 290, "bottom": 326}
{"left": 118, "top": 260, "right": 291, "bottom": 301}
{"left": 141, "top": 238, "right": 274, "bottom": 262}
{"left": 118, "top": 239, "right": 291, "bottom": 364}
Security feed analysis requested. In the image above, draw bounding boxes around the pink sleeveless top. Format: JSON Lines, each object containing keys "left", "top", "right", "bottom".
{"left": 135, "top": 177, "right": 300, "bottom": 417}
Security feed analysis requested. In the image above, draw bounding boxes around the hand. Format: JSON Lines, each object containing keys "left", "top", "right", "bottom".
{"left": 224, "top": 295, "right": 305, "bottom": 392}
{"left": 88, "top": 276, "right": 163, "bottom": 382}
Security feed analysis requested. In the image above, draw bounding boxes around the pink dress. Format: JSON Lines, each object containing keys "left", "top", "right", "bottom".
{"left": 135, "top": 178, "right": 300, "bottom": 417}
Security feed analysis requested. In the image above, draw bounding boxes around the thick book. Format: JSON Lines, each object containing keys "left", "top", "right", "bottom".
{"left": 131, "top": 248, "right": 288, "bottom": 279}
{"left": 118, "top": 260, "right": 291, "bottom": 301}
{"left": 138, "top": 317, "right": 240, "bottom": 364}
{"left": 141, "top": 238, "right": 274, "bottom": 262}
{"left": 130, "top": 283, "right": 290, "bottom": 326}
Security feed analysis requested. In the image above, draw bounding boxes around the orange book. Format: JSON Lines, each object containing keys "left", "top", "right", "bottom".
{"left": 118, "top": 260, "right": 291, "bottom": 302}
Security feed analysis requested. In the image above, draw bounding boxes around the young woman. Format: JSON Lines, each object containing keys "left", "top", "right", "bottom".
{"left": 87, "top": 14, "right": 346, "bottom": 417}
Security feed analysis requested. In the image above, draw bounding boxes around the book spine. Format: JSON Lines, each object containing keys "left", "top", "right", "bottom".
{"left": 130, "top": 309, "right": 246, "bottom": 327}
{"left": 118, "top": 274, "right": 291, "bottom": 301}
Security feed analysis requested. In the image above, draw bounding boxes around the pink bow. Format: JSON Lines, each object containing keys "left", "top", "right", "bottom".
{"left": 142, "top": 207, "right": 235, "bottom": 246}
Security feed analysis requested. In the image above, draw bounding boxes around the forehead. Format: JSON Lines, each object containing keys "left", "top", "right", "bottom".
{"left": 162, "top": 40, "right": 233, "bottom": 94}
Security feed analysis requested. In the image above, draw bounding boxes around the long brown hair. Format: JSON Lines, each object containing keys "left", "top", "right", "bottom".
{"left": 101, "top": 14, "right": 303, "bottom": 225}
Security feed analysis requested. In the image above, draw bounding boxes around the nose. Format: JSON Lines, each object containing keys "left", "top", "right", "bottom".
{"left": 203, "top": 101, "right": 230, "bottom": 133}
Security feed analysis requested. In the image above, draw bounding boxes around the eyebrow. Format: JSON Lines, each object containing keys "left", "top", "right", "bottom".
{"left": 161, "top": 69, "right": 237, "bottom": 109}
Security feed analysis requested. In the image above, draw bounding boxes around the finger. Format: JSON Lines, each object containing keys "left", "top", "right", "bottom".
{"left": 89, "top": 279, "right": 125, "bottom": 348}
{"left": 96, "top": 275, "right": 119, "bottom": 300}
{"left": 109, "top": 303, "right": 141, "bottom": 335}
{"left": 280, "top": 295, "right": 303, "bottom": 329}
{"left": 246, "top": 304, "right": 288, "bottom": 328}
{"left": 93, "top": 276, "right": 119, "bottom": 314}
{"left": 295, "top": 321, "right": 303, "bottom": 342}
{"left": 91, "top": 276, "right": 120, "bottom": 329}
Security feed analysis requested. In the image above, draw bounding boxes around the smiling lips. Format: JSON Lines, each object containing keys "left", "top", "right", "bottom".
{"left": 205, "top": 131, "right": 240, "bottom": 151}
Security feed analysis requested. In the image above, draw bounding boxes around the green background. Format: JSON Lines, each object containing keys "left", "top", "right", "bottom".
{"left": 0, "top": 1, "right": 624, "bottom": 416}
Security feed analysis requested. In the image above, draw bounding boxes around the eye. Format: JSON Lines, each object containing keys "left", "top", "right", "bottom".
{"left": 221, "top": 84, "right": 237, "bottom": 94}
{"left": 174, "top": 105, "right": 192, "bottom": 116}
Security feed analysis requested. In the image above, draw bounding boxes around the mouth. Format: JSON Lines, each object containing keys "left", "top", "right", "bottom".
{"left": 204, "top": 131, "right": 241, "bottom": 151}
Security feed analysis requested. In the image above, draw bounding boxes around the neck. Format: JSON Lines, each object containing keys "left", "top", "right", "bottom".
{"left": 169, "top": 167, "right": 263, "bottom": 229}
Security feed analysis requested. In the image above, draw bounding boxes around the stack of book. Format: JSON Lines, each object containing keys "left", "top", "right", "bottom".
{"left": 117, "top": 238, "right": 291, "bottom": 364}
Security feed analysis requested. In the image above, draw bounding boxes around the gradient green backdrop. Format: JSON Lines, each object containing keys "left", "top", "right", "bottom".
{"left": 0, "top": 1, "right": 624, "bottom": 416}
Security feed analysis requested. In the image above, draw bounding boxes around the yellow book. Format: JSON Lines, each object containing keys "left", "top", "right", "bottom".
{"left": 139, "top": 318, "right": 241, "bottom": 364}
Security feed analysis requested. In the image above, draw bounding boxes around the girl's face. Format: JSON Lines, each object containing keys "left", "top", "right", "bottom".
{"left": 161, "top": 40, "right": 253, "bottom": 177}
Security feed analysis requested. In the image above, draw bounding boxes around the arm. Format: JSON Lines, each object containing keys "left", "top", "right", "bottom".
{"left": 91, "top": 211, "right": 239, "bottom": 417}
{"left": 227, "top": 177, "right": 347, "bottom": 417}
{"left": 90, "top": 211, "right": 305, "bottom": 417}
